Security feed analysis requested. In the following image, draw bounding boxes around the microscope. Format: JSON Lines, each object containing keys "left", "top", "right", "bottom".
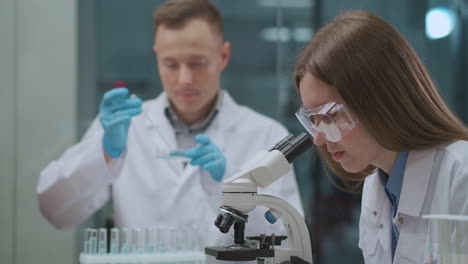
{"left": 205, "top": 133, "right": 313, "bottom": 264}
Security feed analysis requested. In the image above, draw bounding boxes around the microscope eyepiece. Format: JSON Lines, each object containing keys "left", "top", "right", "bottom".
{"left": 268, "top": 134, "right": 294, "bottom": 151}
{"left": 278, "top": 132, "right": 312, "bottom": 163}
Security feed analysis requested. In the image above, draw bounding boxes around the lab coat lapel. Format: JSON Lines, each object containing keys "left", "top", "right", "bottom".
{"left": 200, "top": 90, "right": 244, "bottom": 152}
{"left": 362, "top": 172, "right": 392, "bottom": 252}
{"left": 143, "top": 93, "right": 183, "bottom": 174}
{"left": 398, "top": 147, "right": 436, "bottom": 217}
{"left": 144, "top": 93, "right": 177, "bottom": 151}
{"left": 362, "top": 172, "right": 388, "bottom": 220}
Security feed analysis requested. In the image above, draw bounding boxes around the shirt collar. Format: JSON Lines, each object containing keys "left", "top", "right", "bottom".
{"left": 387, "top": 152, "right": 408, "bottom": 200}
{"left": 378, "top": 152, "right": 408, "bottom": 213}
{"left": 164, "top": 93, "right": 222, "bottom": 133}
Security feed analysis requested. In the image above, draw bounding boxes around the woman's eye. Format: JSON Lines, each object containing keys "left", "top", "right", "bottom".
{"left": 328, "top": 112, "right": 337, "bottom": 119}
{"left": 310, "top": 115, "right": 325, "bottom": 125}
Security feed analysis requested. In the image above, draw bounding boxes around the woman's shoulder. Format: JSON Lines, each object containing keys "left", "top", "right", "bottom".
{"left": 432, "top": 140, "right": 468, "bottom": 176}
{"left": 438, "top": 140, "right": 468, "bottom": 161}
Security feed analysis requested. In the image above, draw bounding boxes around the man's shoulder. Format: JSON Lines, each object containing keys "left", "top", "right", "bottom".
{"left": 141, "top": 93, "right": 165, "bottom": 109}
{"left": 221, "top": 91, "right": 288, "bottom": 132}
{"left": 241, "top": 106, "right": 285, "bottom": 127}
{"left": 229, "top": 106, "right": 289, "bottom": 139}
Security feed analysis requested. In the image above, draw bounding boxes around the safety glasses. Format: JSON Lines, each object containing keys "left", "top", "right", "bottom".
{"left": 295, "top": 102, "right": 357, "bottom": 142}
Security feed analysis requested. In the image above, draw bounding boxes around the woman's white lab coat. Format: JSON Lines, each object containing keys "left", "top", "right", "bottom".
{"left": 37, "top": 91, "right": 303, "bottom": 248}
{"left": 359, "top": 140, "right": 468, "bottom": 263}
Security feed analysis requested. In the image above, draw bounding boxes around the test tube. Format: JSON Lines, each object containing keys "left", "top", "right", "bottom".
{"left": 146, "top": 227, "right": 156, "bottom": 253}
{"left": 155, "top": 149, "right": 191, "bottom": 161}
{"left": 110, "top": 228, "right": 120, "bottom": 254}
{"left": 98, "top": 228, "right": 108, "bottom": 254}
{"left": 90, "top": 229, "right": 98, "bottom": 254}
{"left": 133, "top": 228, "right": 145, "bottom": 254}
{"left": 169, "top": 226, "right": 178, "bottom": 253}
{"left": 83, "top": 228, "right": 93, "bottom": 254}
{"left": 188, "top": 225, "right": 202, "bottom": 252}
{"left": 120, "top": 228, "right": 132, "bottom": 254}
{"left": 176, "top": 227, "right": 189, "bottom": 252}
{"left": 156, "top": 225, "right": 169, "bottom": 253}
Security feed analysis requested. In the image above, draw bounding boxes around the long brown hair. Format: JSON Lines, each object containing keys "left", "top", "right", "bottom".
{"left": 294, "top": 10, "right": 468, "bottom": 185}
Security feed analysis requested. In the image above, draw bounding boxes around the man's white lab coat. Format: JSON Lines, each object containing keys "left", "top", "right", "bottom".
{"left": 37, "top": 90, "right": 303, "bottom": 249}
{"left": 359, "top": 140, "right": 468, "bottom": 263}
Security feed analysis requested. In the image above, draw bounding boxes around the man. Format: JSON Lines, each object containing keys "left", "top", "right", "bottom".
{"left": 37, "top": 0, "right": 303, "bottom": 250}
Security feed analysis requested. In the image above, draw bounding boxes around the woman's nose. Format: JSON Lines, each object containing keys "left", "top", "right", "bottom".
{"left": 313, "top": 132, "right": 327, "bottom": 146}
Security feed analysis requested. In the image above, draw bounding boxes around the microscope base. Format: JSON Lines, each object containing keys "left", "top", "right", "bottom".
{"left": 205, "top": 246, "right": 274, "bottom": 261}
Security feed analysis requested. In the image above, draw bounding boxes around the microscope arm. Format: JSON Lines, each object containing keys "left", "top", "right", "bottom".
{"left": 223, "top": 133, "right": 311, "bottom": 193}
{"left": 255, "top": 194, "right": 312, "bottom": 262}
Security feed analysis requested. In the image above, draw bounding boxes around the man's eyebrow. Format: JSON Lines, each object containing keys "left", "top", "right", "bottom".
{"left": 189, "top": 55, "right": 208, "bottom": 60}
{"left": 161, "top": 57, "right": 176, "bottom": 62}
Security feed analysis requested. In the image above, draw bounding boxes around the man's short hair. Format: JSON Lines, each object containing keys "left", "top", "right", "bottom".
{"left": 153, "top": 0, "right": 224, "bottom": 39}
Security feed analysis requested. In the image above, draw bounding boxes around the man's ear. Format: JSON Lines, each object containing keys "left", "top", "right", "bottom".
{"left": 220, "top": 41, "right": 231, "bottom": 71}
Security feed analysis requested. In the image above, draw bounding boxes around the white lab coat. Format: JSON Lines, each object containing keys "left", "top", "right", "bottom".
{"left": 37, "top": 90, "right": 303, "bottom": 250}
{"left": 359, "top": 140, "right": 468, "bottom": 263}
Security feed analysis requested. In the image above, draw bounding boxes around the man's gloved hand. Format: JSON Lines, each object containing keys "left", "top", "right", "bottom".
{"left": 290, "top": 256, "right": 311, "bottom": 264}
{"left": 99, "top": 88, "right": 142, "bottom": 158}
{"left": 179, "top": 134, "right": 226, "bottom": 182}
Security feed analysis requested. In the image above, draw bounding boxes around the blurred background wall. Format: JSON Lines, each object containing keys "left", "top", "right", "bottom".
{"left": 1, "top": 0, "right": 467, "bottom": 263}
{"left": 0, "top": 0, "right": 77, "bottom": 263}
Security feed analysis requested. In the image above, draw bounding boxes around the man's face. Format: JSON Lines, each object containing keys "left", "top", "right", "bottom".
{"left": 153, "top": 19, "right": 230, "bottom": 123}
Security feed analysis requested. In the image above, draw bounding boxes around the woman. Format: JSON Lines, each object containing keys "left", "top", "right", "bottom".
{"left": 293, "top": 10, "right": 468, "bottom": 263}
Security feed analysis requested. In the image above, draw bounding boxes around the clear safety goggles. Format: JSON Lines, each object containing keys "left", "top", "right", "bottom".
{"left": 295, "top": 102, "right": 357, "bottom": 142}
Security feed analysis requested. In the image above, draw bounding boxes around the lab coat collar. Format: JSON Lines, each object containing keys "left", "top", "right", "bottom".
{"left": 143, "top": 90, "right": 243, "bottom": 149}
{"left": 398, "top": 147, "right": 436, "bottom": 217}
{"left": 363, "top": 147, "right": 436, "bottom": 218}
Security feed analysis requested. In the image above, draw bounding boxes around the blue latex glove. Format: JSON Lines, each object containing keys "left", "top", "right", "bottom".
{"left": 99, "top": 88, "right": 142, "bottom": 158}
{"left": 178, "top": 134, "right": 226, "bottom": 182}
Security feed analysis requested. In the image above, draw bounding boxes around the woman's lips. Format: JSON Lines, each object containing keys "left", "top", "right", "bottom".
{"left": 331, "top": 151, "right": 345, "bottom": 161}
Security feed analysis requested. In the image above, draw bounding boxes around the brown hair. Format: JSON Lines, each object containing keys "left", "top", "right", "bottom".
{"left": 153, "top": 0, "right": 224, "bottom": 39}
{"left": 294, "top": 10, "right": 468, "bottom": 186}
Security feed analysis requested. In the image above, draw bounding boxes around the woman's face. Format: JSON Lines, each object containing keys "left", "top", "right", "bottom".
{"left": 299, "top": 73, "right": 389, "bottom": 173}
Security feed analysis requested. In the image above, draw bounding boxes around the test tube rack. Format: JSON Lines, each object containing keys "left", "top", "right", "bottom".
{"left": 80, "top": 252, "right": 206, "bottom": 264}
{"left": 80, "top": 227, "right": 206, "bottom": 264}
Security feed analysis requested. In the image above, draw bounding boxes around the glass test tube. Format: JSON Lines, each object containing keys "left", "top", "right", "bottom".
{"left": 84, "top": 228, "right": 93, "bottom": 254}
{"left": 98, "top": 228, "right": 108, "bottom": 254}
{"left": 110, "top": 228, "right": 120, "bottom": 254}
{"left": 121, "top": 228, "right": 132, "bottom": 254}
{"left": 146, "top": 227, "right": 156, "bottom": 253}
{"left": 90, "top": 229, "right": 98, "bottom": 254}
{"left": 133, "top": 228, "right": 145, "bottom": 253}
